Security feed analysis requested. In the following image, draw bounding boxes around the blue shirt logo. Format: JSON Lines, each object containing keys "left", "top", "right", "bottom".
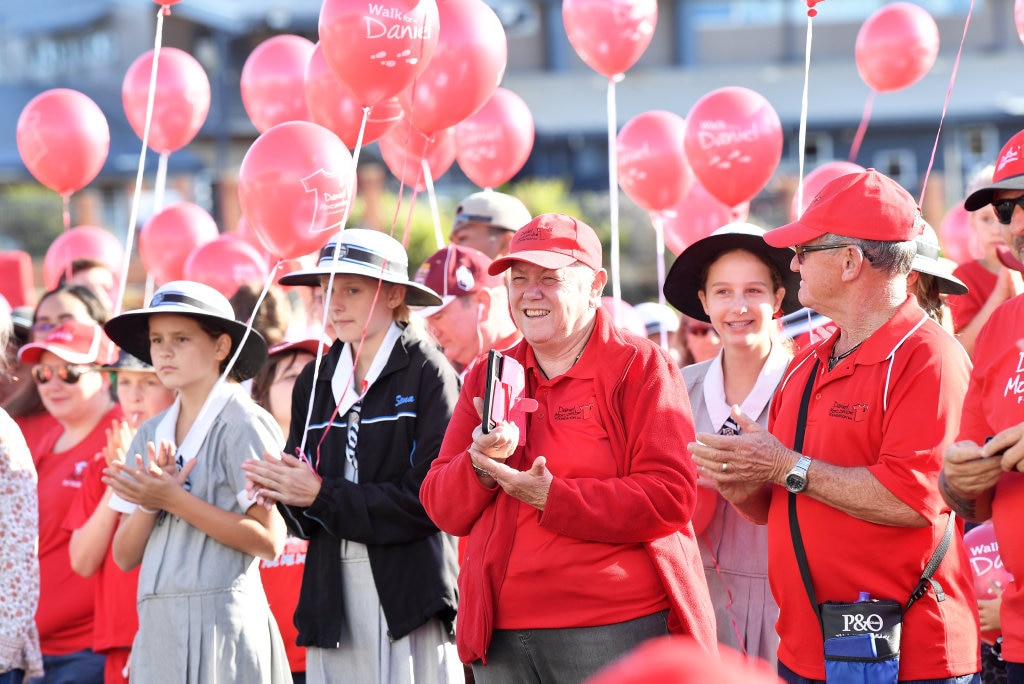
{"left": 395, "top": 394, "right": 414, "bottom": 407}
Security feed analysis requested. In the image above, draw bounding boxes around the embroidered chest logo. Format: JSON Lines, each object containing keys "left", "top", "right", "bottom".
{"left": 554, "top": 402, "right": 594, "bottom": 421}
{"left": 395, "top": 394, "right": 415, "bottom": 407}
{"left": 62, "top": 459, "right": 89, "bottom": 488}
{"left": 828, "top": 401, "right": 869, "bottom": 422}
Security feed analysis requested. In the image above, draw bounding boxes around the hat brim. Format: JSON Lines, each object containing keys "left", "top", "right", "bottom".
{"left": 412, "top": 295, "right": 458, "bottom": 319}
{"left": 964, "top": 174, "right": 1024, "bottom": 211}
{"left": 487, "top": 250, "right": 576, "bottom": 275}
{"left": 19, "top": 343, "right": 98, "bottom": 365}
{"left": 911, "top": 256, "right": 969, "bottom": 295}
{"left": 663, "top": 234, "right": 802, "bottom": 323}
{"left": 278, "top": 265, "right": 442, "bottom": 307}
{"left": 104, "top": 308, "right": 268, "bottom": 382}
{"left": 762, "top": 220, "right": 826, "bottom": 248}
{"left": 101, "top": 353, "right": 155, "bottom": 372}
{"left": 268, "top": 338, "right": 328, "bottom": 358}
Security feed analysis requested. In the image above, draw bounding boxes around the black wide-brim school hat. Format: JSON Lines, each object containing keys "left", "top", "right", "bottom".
{"left": 103, "top": 280, "right": 268, "bottom": 381}
{"left": 663, "top": 222, "right": 802, "bottom": 323}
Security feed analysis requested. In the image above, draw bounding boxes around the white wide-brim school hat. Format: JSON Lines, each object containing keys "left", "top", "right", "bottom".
{"left": 278, "top": 228, "right": 443, "bottom": 307}
{"left": 103, "top": 280, "right": 268, "bottom": 381}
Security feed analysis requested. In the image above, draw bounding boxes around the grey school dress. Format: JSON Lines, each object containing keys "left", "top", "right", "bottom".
{"left": 127, "top": 387, "right": 291, "bottom": 683}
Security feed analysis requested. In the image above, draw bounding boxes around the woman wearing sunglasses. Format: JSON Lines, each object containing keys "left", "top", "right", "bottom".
{"left": 663, "top": 222, "right": 801, "bottom": 666}
{"left": 17, "top": 320, "right": 122, "bottom": 684}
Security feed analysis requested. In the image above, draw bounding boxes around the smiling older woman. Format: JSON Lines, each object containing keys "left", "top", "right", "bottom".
{"left": 420, "top": 213, "right": 717, "bottom": 683}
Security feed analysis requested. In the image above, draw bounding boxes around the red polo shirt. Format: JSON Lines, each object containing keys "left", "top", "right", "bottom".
{"left": 949, "top": 259, "right": 997, "bottom": 333}
{"left": 767, "top": 297, "right": 978, "bottom": 680}
{"left": 957, "top": 293, "right": 1024, "bottom": 662}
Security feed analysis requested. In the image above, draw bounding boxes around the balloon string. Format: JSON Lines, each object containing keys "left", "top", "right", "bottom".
{"left": 118, "top": 6, "right": 165, "bottom": 316}
{"left": 219, "top": 262, "right": 278, "bottom": 387}
{"left": 402, "top": 186, "right": 420, "bottom": 249}
{"left": 847, "top": 91, "right": 874, "bottom": 164}
{"left": 61, "top": 193, "right": 71, "bottom": 232}
{"left": 918, "top": 0, "right": 975, "bottom": 207}
{"left": 700, "top": 530, "right": 748, "bottom": 656}
{"left": 795, "top": 11, "right": 815, "bottom": 217}
{"left": 421, "top": 158, "right": 443, "bottom": 250}
{"left": 606, "top": 75, "right": 623, "bottom": 323}
{"left": 651, "top": 213, "right": 669, "bottom": 351}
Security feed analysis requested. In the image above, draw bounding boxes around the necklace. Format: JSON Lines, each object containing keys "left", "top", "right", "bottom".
{"left": 538, "top": 347, "right": 585, "bottom": 380}
{"left": 828, "top": 341, "right": 862, "bottom": 371}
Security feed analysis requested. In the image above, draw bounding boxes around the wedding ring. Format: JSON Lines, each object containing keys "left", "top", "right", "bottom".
{"left": 721, "top": 462, "right": 728, "bottom": 473}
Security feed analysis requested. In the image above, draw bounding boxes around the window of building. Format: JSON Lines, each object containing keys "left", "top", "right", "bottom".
{"left": 872, "top": 149, "right": 917, "bottom": 190}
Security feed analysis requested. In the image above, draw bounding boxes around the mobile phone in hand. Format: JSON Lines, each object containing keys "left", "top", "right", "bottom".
{"left": 482, "top": 350, "right": 503, "bottom": 434}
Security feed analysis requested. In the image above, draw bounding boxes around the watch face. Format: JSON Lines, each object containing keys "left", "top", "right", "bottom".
{"left": 786, "top": 473, "right": 806, "bottom": 492}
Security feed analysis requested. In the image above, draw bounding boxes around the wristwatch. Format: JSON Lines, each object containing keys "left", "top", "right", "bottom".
{"left": 785, "top": 455, "right": 812, "bottom": 493}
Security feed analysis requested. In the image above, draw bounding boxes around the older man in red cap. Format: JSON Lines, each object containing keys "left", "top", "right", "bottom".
{"left": 942, "top": 128, "right": 1024, "bottom": 682}
{"left": 422, "top": 213, "right": 715, "bottom": 682}
{"left": 414, "top": 244, "right": 520, "bottom": 377}
{"left": 691, "top": 169, "right": 979, "bottom": 683}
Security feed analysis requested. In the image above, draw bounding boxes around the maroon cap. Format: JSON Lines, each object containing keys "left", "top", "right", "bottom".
{"left": 413, "top": 245, "right": 502, "bottom": 317}
{"left": 488, "top": 213, "right": 603, "bottom": 275}
{"left": 965, "top": 129, "right": 1024, "bottom": 211}
{"left": 268, "top": 338, "right": 329, "bottom": 358}
{"left": 765, "top": 169, "right": 924, "bottom": 247}
{"left": 19, "top": 319, "right": 115, "bottom": 365}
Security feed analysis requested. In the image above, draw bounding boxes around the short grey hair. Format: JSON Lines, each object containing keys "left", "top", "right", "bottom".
{"left": 819, "top": 233, "right": 915, "bottom": 277}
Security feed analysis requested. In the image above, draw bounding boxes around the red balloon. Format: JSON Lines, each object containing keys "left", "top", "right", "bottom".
{"left": 1017, "top": 0, "right": 1024, "bottom": 47}
{"left": 183, "top": 236, "right": 268, "bottom": 300}
{"left": 791, "top": 161, "right": 865, "bottom": 220}
{"left": 455, "top": 88, "right": 534, "bottom": 189}
{"left": 16, "top": 89, "right": 110, "bottom": 196}
{"left": 318, "top": 0, "right": 440, "bottom": 107}
{"left": 684, "top": 87, "right": 783, "bottom": 207}
{"left": 122, "top": 48, "right": 210, "bottom": 155}
{"left": 139, "top": 203, "right": 220, "bottom": 286}
{"left": 231, "top": 217, "right": 275, "bottom": 268}
{"left": 241, "top": 35, "right": 315, "bottom": 134}
{"left": 43, "top": 226, "right": 125, "bottom": 290}
{"left": 964, "top": 522, "right": 1014, "bottom": 643}
{"left": 600, "top": 297, "right": 646, "bottom": 336}
{"left": 304, "top": 43, "right": 403, "bottom": 149}
{"left": 562, "top": 0, "right": 657, "bottom": 78}
{"left": 617, "top": 110, "right": 694, "bottom": 213}
{"left": 399, "top": 0, "right": 507, "bottom": 135}
{"left": 938, "top": 205, "right": 978, "bottom": 265}
{"left": 691, "top": 487, "right": 719, "bottom": 536}
{"left": 655, "top": 180, "right": 749, "bottom": 257}
{"left": 237, "top": 121, "right": 357, "bottom": 260}
{"left": 380, "top": 118, "right": 457, "bottom": 191}
{"left": 855, "top": 3, "right": 939, "bottom": 93}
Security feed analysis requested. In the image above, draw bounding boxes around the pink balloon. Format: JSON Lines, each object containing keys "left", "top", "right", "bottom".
{"left": 964, "top": 522, "right": 1013, "bottom": 643}
{"left": 455, "top": 87, "right": 534, "bottom": 189}
{"left": 855, "top": 3, "right": 939, "bottom": 93}
{"left": 231, "top": 216, "right": 275, "bottom": 268}
{"left": 617, "top": 110, "right": 694, "bottom": 212}
{"left": 380, "top": 120, "right": 457, "bottom": 192}
{"left": 43, "top": 226, "right": 125, "bottom": 290}
{"left": 241, "top": 35, "right": 315, "bottom": 134}
{"left": 183, "top": 236, "right": 268, "bottom": 300}
{"left": 399, "top": 0, "right": 507, "bottom": 135}
{"left": 937, "top": 204, "right": 979, "bottom": 265}
{"left": 1017, "top": 0, "right": 1024, "bottom": 46}
{"left": 562, "top": 0, "right": 657, "bottom": 78}
{"left": 319, "top": 0, "right": 440, "bottom": 107}
{"left": 122, "top": 48, "right": 210, "bottom": 155}
{"left": 17, "top": 89, "right": 110, "bottom": 196}
{"left": 655, "top": 181, "right": 749, "bottom": 257}
{"left": 600, "top": 297, "right": 646, "bottom": 336}
{"left": 304, "top": 43, "right": 403, "bottom": 149}
{"left": 139, "top": 203, "right": 220, "bottom": 286}
{"left": 237, "top": 121, "right": 357, "bottom": 260}
{"left": 684, "top": 87, "right": 782, "bottom": 207}
{"left": 791, "top": 161, "right": 865, "bottom": 220}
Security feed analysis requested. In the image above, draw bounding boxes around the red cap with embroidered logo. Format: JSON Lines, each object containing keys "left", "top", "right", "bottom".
{"left": 488, "top": 213, "right": 603, "bottom": 274}
{"left": 413, "top": 244, "right": 502, "bottom": 318}
{"left": 964, "top": 129, "right": 1024, "bottom": 211}
{"left": 18, "top": 319, "right": 114, "bottom": 365}
{"left": 764, "top": 169, "right": 924, "bottom": 247}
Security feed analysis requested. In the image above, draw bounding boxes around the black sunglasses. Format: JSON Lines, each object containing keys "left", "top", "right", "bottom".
{"left": 993, "top": 196, "right": 1024, "bottom": 225}
{"left": 686, "top": 324, "right": 715, "bottom": 337}
{"left": 31, "top": 364, "right": 96, "bottom": 385}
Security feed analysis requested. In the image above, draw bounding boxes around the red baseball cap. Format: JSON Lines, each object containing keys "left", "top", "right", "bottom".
{"left": 19, "top": 319, "right": 115, "bottom": 365}
{"left": 964, "top": 129, "right": 1024, "bottom": 211}
{"left": 765, "top": 169, "right": 924, "bottom": 247}
{"left": 488, "top": 213, "right": 603, "bottom": 275}
{"left": 413, "top": 244, "right": 502, "bottom": 317}
{"left": 267, "top": 338, "right": 329, "bottom": 358}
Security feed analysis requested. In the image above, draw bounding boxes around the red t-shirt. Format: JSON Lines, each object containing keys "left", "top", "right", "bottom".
{"left": 949, "top": 259, "right": 997, "bottom": 332}
{"left": 32, "top": 405, "right": 123, "bottom": 655}
{"left": 16, "top": 411, "right": 58, "bottom": 454}
{"left": 63, "top": 454, "right": 140, "bottom": 653}
{"left": 259, "top": 537, "right": 308, "bottom": 673}
{"left": 956, "top": 294, "right": 1024, "bottom": 662}
{"left": 767, "top": 299, "right": 979, "bottom": 680}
